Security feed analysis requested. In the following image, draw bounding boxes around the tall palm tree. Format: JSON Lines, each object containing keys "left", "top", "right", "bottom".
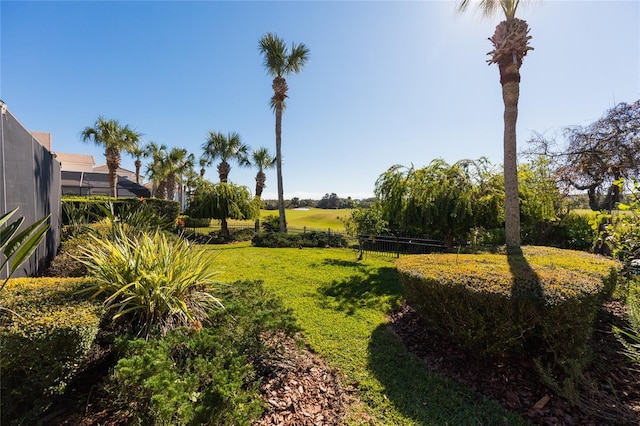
{"left": 458, "top": 0, "right": 533, "bottom": 250}
{"left": 144, "top": 141, "right": 169, "bottom": 199}
{"left": 259, "top": 33, "right": 310, "bottom": 233}
{"left": 251, "top": 147, "right": 276, "bottom": 199}
{"left": 81, "top": 116, "right": 141, "bottom": 197}
{"left": 127, "top": 143, "right": 145, "bottom": 184}
{"left": 201, "top": 131, "right": 250, "bottom": 183}
{"left": 164, "top": 148, "right": 194, "bottom": 203}
{"left": 199, "top": 156, "right": 208, "bottom": 178}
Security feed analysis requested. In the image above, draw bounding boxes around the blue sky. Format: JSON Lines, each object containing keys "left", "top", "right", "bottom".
{"left": 2, "top": 1, "right": 639, "bottom": 199}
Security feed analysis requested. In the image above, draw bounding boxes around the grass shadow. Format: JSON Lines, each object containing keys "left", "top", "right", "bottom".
{"left": 366, "top": 324, "right": 525, "bottom": 425}
{"left": 317, "top": 267, "right": 402, "bottom": 315}
{"left": 321, "top": 258, "right": 364, "bottom": 268}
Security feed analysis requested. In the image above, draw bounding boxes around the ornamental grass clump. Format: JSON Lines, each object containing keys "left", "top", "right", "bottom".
{"left": 396, "top": 246, "right": 620, "bottom": 360}
{"left": 78, "top": 229, "right": 222, "bottom": 338}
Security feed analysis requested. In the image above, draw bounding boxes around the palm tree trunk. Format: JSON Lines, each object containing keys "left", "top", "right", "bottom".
{"left": 255, "top": 170, "right": 266, "bottom": 198}
{"left": 135, "top": 159, "right": 141, "bottom": 184}
{"left": 275, "top": 103, "right": 287, "bottom": 233}
{"left": 166, "top": 174, "right": 176, "bottom": 201}
{"left": 500, "top": 65, "right": 521, "bottom": 250}
{"left": 106, "top": 147, "right": 120, "bottom": 198}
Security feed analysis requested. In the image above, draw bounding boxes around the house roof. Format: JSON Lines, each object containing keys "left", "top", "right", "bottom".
{"left": 30, "top": 131, "right": 52, "bottom": 151}
{"left": 93, "top": 164, "right": 136, "bottom": 175}
{"left": 55, "top": 152, "right": 95, "bottom": 166}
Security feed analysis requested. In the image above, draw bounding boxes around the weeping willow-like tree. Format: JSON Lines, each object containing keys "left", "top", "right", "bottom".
{"left": 375, "top": 159, "right": 499, "bottom": 247}
{"left": 186, "top": 182, "right": 258, "bottom": 237}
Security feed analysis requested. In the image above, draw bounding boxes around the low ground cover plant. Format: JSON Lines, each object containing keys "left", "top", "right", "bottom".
{"left": 0, "top": 277, "right": 102, "bottom": 423}
{"left": 396, "top": 246, "right": 620, "bottom": 361}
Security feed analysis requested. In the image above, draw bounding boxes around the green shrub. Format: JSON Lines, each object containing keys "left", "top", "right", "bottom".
{"left": 78, "top": 229, "right": 222, "bottom": 338}
{"left": 396, "top": 246, "right": 620, "bottom": 360}
{"left": 552, "top": 213, "right": 596, "bottom": 251}
{"left": 110, "top": 328, "right": 264, "bottom": 426}
{"left": 62, "top": 196, "right": 180, "bottom": 227}
{"left": 229, "top": 227, "right": 256, "bottom": 242}
{"left": 107, "top": 280, "right": 298, "bottom": 426}
{"left": 252, "top": 231, "right": 347, "bottom": 248}
{"left": 0, "top": 278, "right": 102, "bottom": 423}
{"left": 43, "top": 231, "right": 94, "bottom": 277}
{"left": 179, "top": 215, "right": 212, "bottom": 228}
{"left": 261, "top": 214, "right": 280, "bottom": 232}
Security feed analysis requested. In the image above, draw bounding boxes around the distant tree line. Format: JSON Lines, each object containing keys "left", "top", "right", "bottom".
{"left": 261, "top": 195, "right": 376, "bottom": 210}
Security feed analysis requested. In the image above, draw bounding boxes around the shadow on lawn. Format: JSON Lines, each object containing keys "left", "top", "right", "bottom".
{"left": 316, "top": 267, "right": 402, "bottom": 315}
{"left": 366, "top": 324, "right": 522, "bottom": 425}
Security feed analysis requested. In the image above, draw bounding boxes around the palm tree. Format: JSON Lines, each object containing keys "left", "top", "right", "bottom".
{"left": 199, "top": 156, "right": 208, "bottom": 178}
{"left": 259, "top": 33, "right": 310, "bottom": 233}
{"left": 80, "top": 116, "right": 141, "bottom": 197}
{"left": 127, "top": 144, "right": 145, "bottom": 184}
{"left": 201, "top": 131, "right": 250, "bottom": 183}
{"left": 144, "top": 141, "right": 169, "bottom": 199}
{"left": 458, "top": 0, "right": 533, "bottom": 250}
{"left": 251, "top": 147, "right": 276, "bottom": 199}
{"left": 165, "top": 148, "right": 194, "bottom": 203}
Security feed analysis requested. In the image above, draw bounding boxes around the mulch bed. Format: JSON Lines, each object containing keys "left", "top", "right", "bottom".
{"left": 39, "top": 301, "right": 640, "bottom": 425}
{"left": 389, "top": 300, "right": 640, "bottom": 425}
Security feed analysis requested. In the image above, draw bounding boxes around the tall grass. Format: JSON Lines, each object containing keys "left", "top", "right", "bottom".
{"left": 204, "top": 243, "right": 523, "bottom": 425}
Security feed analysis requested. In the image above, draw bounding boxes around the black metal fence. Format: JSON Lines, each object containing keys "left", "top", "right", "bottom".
{"left": 0, "top": 104, "right": 61, "bottom": 278}
{"left": 357, "top": 234, "right": 446, "bottom": 258}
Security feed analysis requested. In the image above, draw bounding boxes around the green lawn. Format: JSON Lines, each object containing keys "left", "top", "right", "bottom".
{"left": 205, "top": 243, "right": 524, "bottom": 425}
{"left": 222, "top": 208, "right": 351, "bottom": 231}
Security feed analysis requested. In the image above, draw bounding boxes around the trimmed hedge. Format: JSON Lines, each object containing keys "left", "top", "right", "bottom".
{"left": 252, "top": 231, "right": 348, "bottom": 248}
{"left": 396, "top": 246, "right": 620, "bottom": 360}
{"left": 178, "top": 215, "right": 212, "bottom": 228}
{"left": 0, "top": 278, "right": 102, "bottom": 423}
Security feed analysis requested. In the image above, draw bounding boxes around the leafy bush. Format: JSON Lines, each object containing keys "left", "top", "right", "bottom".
{"left": 551, "top": 212, "right": 596, "bottom": 251}
{"left": 0, "top": 278, "right": 101, "bottom": 423}
{"left": 62, "top": 196, "right": 180, "bottom": 227}
{"left": 78, "top": 229, "right": 222, "bottom": 338}
{"left": 261, "top": 214, "right": 280, "bottom": 232}
{"left": 107, "top": 280, "right": 299, "bottom": 426}
{"left": 42, "top": 231, "right": 94, "bottom": 277}
{"left": 179, "top": 215, "right": 212, "bottom": 228}
{"left": 110, "top": 329, "right": 264, "bottom": 426}
{"left": 396, "top": 246, "right": 620, "bottom": 360}
{"left": 252, "top": 231, "right": 347, "bottom": 248}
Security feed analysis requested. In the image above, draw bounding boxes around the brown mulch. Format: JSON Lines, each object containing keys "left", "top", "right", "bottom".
{"left": 253, "top": 333, "right": 350, "bottom": 426}
{"left": 389, "top": 300, "right": 640, "bottom": 426}
{"left": 39, "top": 301, "right": 640, "bottom": 426}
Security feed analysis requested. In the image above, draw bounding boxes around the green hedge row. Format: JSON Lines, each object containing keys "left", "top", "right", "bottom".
{"left": 0, "top": 278, "right": 102, "bottom": 423}
{"left": 252, "top": 231, "right": 348, "bottom": 248}
{"left": 396, "top": 246, "right": 620, "bottom": 361}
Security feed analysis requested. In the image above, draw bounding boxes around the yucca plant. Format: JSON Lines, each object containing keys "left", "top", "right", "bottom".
{"left": 614, "top": 281, "right": 640, "bottom": 368}
{"left": 1, "top": 207, "right": 49, "bottom": 291}
{"left": 78, "top": 229, "right": 222, "bottom": 338}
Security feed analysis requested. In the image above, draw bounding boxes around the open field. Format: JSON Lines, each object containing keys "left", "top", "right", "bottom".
{"left": 205, "top": 243, "right": 523, "bottom": 425}
{"left": 220, "top": 208, "right": 352, "bottom": 231}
